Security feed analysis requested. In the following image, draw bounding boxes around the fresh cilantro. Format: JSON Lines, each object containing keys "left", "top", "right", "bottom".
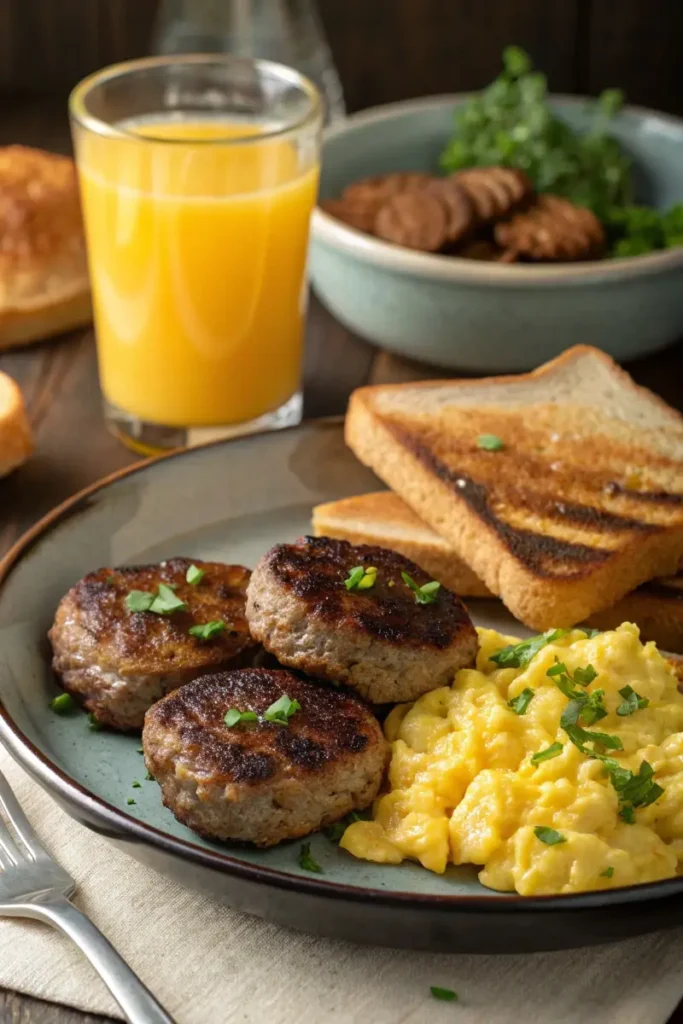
{"left": 127, "top": 798, "right": 136, "bottom": 806}
{"left": 189, "top": 620, "right": 226, "bottom": 641}
{"left": 132, "top": 781, "right": 141, "bottom": 789}
{"left": 299, "top": 842, "right": 323, "bottom": 873}
{"left": 224, "top": 708, "right": 258, "bottom": 728}
{"left": 600, "top": 867, "right": 614, "bottom": 879}
{"left": 401, "top": 571, "right": 441, "bottom": 605}
{"left": 531, "top": 742, "right": 563, "bottom": 765}
{"left": 616, "top": 685, "right": 649, "bottom": 717}
{"left": 430, "top": 987, "right": 458, "bottom": 1002}
{"left": 186, "top": 564, "right": 205, "bottom": 586}
{"left": 263, "top": 695, "right": 301, "bottom": 725}
{"left": 126, "top": 584, "right": 187, "bottom": 615}
{"left": 549, "top": 660, "right": 607, "bottom": 727}
{"left": 619, "top": 804, "right": 636, "bottom": 824}
{"left": 439, "top": 47, "right": 631, "bottom": 220}
{"left": 593, "top": 756, "right": 663, "bottom": 822}
{"left": 344, "top": 565, "right": 377, "bottom": 591}
{"left": 508, "top": 687, "right": 535, "bottom": 715}
{"left": 125, "top": 590, "right": 155, "bottom": 612}
{"left": 324, "top": 811, "right": 362, "bottom": 843}
{"left": 490, "top": 629, "right": 569, "bottom": 669}
{"left": 534, "top": 826, "right": 566, "bottom": 846}
{"left": 476, "top": 433, "right": 504, "bottom": 451}
{"left": 49, "top": 693, "right": 74, "bottom": 714}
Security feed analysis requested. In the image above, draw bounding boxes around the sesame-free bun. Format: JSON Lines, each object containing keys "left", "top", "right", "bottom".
{"left": 0, "top": 146, "right": 91, "bottom": 349}
{"left": 0, "top": 372, "right": 32, "bottom": 476}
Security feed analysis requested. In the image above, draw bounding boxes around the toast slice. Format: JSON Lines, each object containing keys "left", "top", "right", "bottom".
{"left": 313, "top": 490, "right": 683, "bottom": 652}
{"left": 0, "top": 146, "right": 91, "bottom": 349}
{"left": 0, "top": 371, "right": 32, "bottom": 476}
{"left": 312, "top": 491, "right": 492, "bottom": 598}
{"left": 345, "top": 345, "right": 683, "bottom": 630}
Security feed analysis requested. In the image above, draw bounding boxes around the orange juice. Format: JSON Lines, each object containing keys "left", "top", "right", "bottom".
{"left": 76, "top": 119, "right": 319, "bottom": 427}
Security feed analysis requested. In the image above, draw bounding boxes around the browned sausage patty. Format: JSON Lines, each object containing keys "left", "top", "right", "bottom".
{"left": 49, "top": 557, "right": 256, "bottom": 731}
{"left": 143, "top": 668, "right": 388, "bottom": 847}
{"left": 246, "top": 536, "right": 478, "bottom": 703}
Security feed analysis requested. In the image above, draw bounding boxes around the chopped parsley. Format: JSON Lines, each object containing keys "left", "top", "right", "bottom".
{"left": 125, "top": 583, "right": 188, "bottom": 616}
{"left": 324, "top": 811, "right": 362, "bottom": 843}
{"left": 87, "top": 713, "right": 103, "bottom": 731}
{"left": 224, "top": 708, "right": 258, "bottom": 728}
{"left": 507, "top": 687, "right": 535, "bottom": 715}
{"left": 531, "top": 742, "right": 563, "bottom": 765}
{"left": 49, "top": 693, "right": 74, "bottom": 714}
{"left": 127, "top": 798, "right": 136, "bottom": 806}
{"left": 548, "top": 660, "right": 606, "bottom": 726}
{"left": 344, "top": 565, "right": 377, "bottom": 591}
{"left": 357, "top": 566, "right": 378, "bottom": 591}
{"left": 145, "top": 771, "right": 155, "bottom": 781}
{"left": 299, "top": 842, "right": 323, "bottom": 873}
{"left": 430, "top": 987, "right": 458, "bottom": 1002}
{"left": 132, "top": 780, "right": 141, "bottom": 789}
{"left": 189, "top": 620, "right": 226, "bottom": 641}
{"left": 401, "top": 571, "right": 441, "bottom": 605}
{"left": 264, "top": 695, "right": 301, "bottom": 725}
{"left": 476, "top": 433, "right": 504, "bottom": 451}
{"left": 616, "top": 685, "right": 649, "bottom": 717}
{"left": 601, "top": 867, "right": 615, "bottom": 879}
{"left": 136, "top": 746, "right": 144, "bottom": 754}
{"left": 595, "top": 757, "right": 664, "bottom": 823}
{"left": 534, "top": 826, "right": 566, "bottom": 846}
{"left": 490, "top": 629, "right": 569, "bottom": 668}
{"left": 186, "top": 564, "right": 205, "bottom": 586}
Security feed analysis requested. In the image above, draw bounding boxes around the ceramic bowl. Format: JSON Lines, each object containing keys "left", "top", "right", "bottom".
{"left": 310, "top": 95, "right": 683, "bottom": 371}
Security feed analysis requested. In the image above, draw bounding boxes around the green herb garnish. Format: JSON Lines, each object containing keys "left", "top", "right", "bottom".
{"left": 476, "top": 433, "right": 504, "bottom": 451}
{"left": 224, "top": 708, "right": 258, "bottom": 728}
{"left": 581, "top": 628, "right": 601, "bottom": 638}
{"left": 127, "top": 798, "right": 136, "bottom": 806}
{"left": 88, "top": 713, "right": 102, "bottom": 732}
{"left": 49, "top": 693, "right": 74, "bottom": 714}
{"left": 145, "top": 771, "right": 154, "bottom": 781}
{"left": 189, "top": 620, "right": 226, "bottom": 641}
{"left": 601, "top": 867, "right": 614, "bottom": 879}
{"left": 616, "top": 685, "right": 649, "bottom": 717}
{"left": 344, "top": 565, "right": 377, "bottom": 591}
{"left": 186, "top": 564, "right": 205, "bottom": 586}
{"left": 490, "top": 628, "right": 569, "bottom": 669}
{"left": 508, "top": 687, "right": 535, "bottom": 715}
{"left": 534, "top": 826, "right": 566, "bottom": 846}
{"left": 132, "top": 781, "right": 141, "bottom": 789}
{"left": 136, "top": 746, "right": 144, "bottom": 754}
{"left": 401, "top": 572, "right": 441, "bottom": 605}
{"left": 548, "top": 660, "right": 607, "bottom": 727}
{"left": 126, "top": 583, "right": 188, "bottom": 615}
{"left": 324, "top": 811, "right": 362, "bottom": 843}
{"left": 299, "top": 842, "right": 323, "bottom": 873}
{"left": 263, "top": 695, "right": 301, "bottom": 725}
{"left": 430, "top": 987, "right": 458, "bottom": 1003}
{"left": 531, "top": 742, "right": 563, "bottom": 765}
{"left": 594, "top": 758, "right": 664, "bottom": 823}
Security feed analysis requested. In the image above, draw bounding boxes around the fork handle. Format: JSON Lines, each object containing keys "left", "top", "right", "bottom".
{"left": 5, "top": 895, "right": 175, "bottom": 1023}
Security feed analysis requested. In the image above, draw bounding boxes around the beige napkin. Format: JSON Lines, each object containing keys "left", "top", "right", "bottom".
{"left": 1, "top": 743, "right": 683, "bottom": 1024}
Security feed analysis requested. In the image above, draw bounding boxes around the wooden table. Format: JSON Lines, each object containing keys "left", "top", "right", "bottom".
{"left": 1, "top": 298, "right": 683, "bottom": 1023}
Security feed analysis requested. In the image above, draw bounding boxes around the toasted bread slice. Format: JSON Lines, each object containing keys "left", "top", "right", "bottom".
{"left": 0, "top": 146, "right": 91, "bottom": 349}
{"left": 312, "top": 491, "right": 492, "bottom": 598}
{"left": 0, "top": 371, "right": 32, "bottom": 476}
{"left": 345, "top": 346, "right": 683, "bottom": 630}
{"left": 587, "top": 572, "right": 683, "bottom": 654}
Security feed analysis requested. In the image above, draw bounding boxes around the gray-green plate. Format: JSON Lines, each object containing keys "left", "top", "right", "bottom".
{"left": 1, "top": 420, "right": 682, "bottom": 953}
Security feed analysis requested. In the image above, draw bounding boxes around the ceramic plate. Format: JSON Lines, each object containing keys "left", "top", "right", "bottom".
{"left": 2, "top": 420, "right": 683, "bottom": 953}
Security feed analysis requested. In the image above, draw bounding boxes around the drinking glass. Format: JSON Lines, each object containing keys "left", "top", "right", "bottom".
{"left": 69, "top": 55, "right": 322, "bottom": 453}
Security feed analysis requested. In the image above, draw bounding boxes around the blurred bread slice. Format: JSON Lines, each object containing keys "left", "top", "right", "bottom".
{"left": 0, "top": 372, "right": 32, "bottom": 476}
{"left": 0, "top": 146, "right": 91, "bottom": 349}
{"left": 346, "top": 345, "right": 683, "bottom": 630}
{"left": 587, "top": 573, "right": 683, "bottom": 654}
{"left": 313, "top": 491, "right": 492, "bottom": 598}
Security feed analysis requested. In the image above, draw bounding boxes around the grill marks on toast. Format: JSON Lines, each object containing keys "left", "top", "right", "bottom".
{"left": 385, "top": 417, "right": 683, "bottom": 581}
{"left": 638, "top": 574, "right": 683, "bottom": 601}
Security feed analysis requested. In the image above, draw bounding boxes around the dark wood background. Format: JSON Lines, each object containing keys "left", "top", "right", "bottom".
{"left": 0, "top": 0, "right": 682, "bottom": 115}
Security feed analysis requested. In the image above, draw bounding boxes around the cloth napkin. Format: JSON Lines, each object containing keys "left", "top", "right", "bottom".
{"left": 1, "top": 744, "right": 683, "bottom": 1024}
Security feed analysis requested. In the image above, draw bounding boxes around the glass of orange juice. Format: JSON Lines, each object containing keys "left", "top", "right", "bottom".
{"left": 69, "top": 55, "right": 321, "bottom": 453}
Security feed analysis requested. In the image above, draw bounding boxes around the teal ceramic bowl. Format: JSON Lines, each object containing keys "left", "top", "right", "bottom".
{"left": 310, "top": 95, "right": 683, "bottom": 371}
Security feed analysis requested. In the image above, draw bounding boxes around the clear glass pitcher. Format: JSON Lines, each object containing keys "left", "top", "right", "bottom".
{"left": 153, "top": 0, "right": 345, "bottom": 123}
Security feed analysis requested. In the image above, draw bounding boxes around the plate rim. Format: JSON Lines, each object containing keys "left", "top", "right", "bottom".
{"left": 1, "top": 418, "right": 682, "bottom": 914}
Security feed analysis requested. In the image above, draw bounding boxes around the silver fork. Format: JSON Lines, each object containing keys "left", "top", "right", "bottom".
{"left": 0, "top": 767, "right": 174, "bottom": 1024}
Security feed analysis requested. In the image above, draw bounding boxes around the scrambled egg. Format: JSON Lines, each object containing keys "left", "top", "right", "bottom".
{"left": 340, "top": 624, "right": 683, "bottom": 895}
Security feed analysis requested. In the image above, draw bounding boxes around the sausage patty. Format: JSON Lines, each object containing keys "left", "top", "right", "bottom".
{"left": 143, "top": 668, "right": 388, "bottom": 847}
{"left": 246, "top": 536, "right": 478, "bottom": 703}
{"left": 49, "top": 557, "right": 256, "bottom": 731}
